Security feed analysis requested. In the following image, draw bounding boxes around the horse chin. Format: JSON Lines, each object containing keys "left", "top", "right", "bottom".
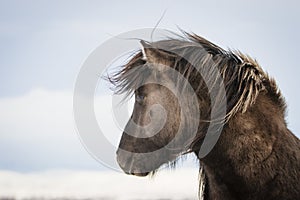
{"left": 131, "top": 171, "right": 149, "bottom": 177}
{"left": 122, "top": 168, "right": 150, "bottom": 177}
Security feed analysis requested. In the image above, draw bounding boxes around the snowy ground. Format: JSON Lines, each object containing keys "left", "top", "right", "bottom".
{"left": 0, "top": 168, "right": 199, "bottom": 200}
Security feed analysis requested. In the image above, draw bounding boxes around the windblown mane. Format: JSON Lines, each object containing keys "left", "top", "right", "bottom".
{"left": 113, "top": 32, "right": 299, "bottom": 200}
{"left": 109, "top": 32, "right": 286, "bottom": 122}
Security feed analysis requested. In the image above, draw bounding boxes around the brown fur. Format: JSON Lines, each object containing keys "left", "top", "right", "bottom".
{"left": 110, "top": 32, "right": 300, "bottom": 199}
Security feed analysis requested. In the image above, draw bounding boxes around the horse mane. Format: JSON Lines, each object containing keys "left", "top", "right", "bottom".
{"left": 112, "top": 32, "right": 299, "bottom": 200}
{"left": 109, "top": 32, "right": 286, "bottom": 123}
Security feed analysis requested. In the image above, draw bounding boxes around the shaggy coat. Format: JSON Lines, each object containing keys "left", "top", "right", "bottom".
{"left": 112, "top": 33, "right": 300, "bottom": 200}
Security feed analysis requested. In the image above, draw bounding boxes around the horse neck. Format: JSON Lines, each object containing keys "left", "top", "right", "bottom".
{"left": 197, "top": 92, "right": 295, "bottom": 198}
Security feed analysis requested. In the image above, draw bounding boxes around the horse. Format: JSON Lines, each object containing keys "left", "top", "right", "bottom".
{"left": 109, "top": 32, "right": 300, "bottom": 200}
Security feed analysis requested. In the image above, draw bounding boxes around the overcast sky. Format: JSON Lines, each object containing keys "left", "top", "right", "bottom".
{"left": 0, "top": 0, "right": 299, "bottom": 172}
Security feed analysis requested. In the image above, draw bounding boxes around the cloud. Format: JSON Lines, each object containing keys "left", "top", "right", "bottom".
{"left": 0, "top": 84, "right": 299, "bottom": 173}
{"left": 0, "top": 88, "right": 198, "bottom": 172}
{"left": 0, "top": 88, "right": 120, "bottom": 171}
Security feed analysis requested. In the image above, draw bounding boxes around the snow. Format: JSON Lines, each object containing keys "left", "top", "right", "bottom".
{"left": 0, "top": 168, "right": 199, "bottom": 200}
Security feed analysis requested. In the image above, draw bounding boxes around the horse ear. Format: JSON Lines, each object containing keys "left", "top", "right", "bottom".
{"left": 140, "top": 40, "right": 174, "bottom": 66}
{"left": 140, "top": 40, "right": 152, "bottom": 61}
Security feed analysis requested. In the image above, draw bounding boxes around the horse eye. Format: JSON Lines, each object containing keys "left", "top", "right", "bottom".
{"left": 135, "top": 92, "right": 146, "bottom": 104}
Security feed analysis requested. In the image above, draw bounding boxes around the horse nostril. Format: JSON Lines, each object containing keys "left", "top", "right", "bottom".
{"left": 150, "top": 109, "right": 153, "bottom": 118}
{"left": 116, "top": 150, "right": 125, "bottom": 166}
{"left": 116, "top": 149, "right": 134, "bottom": 174}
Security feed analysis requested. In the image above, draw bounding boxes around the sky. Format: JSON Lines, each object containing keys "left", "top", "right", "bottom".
{"left": 0, "top": 0, "right": 299, "bottom": 172}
